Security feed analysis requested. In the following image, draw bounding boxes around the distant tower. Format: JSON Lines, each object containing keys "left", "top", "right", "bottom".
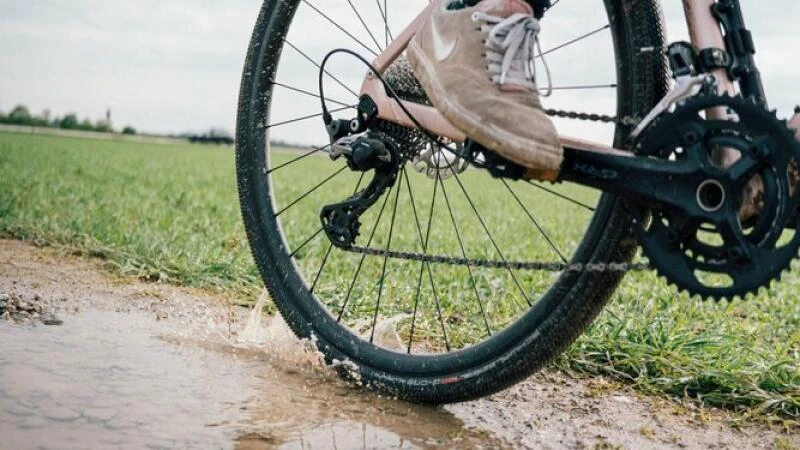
{"left": 106, "top": 108, "right": 111, "bottom": 123}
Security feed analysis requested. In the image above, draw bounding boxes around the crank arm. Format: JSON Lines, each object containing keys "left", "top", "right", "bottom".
{"left": 557, "top": 146, "right": 758, "bottom": 221}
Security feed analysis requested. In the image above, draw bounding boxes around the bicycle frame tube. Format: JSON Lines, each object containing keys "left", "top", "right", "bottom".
{"left": 683, "top": 0, "right": 736, "bottom": 97}
{"left": 359, "top": 0, "right": 794, "bottom": 158}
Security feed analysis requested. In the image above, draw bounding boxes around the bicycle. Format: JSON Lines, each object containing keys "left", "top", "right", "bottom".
{"left": 235, "top": 0, "right": 800, "bottom": 403}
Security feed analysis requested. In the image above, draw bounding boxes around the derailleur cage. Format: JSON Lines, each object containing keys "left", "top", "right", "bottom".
{"left": 321, "top": 133, "right": 401, "bottom": 248}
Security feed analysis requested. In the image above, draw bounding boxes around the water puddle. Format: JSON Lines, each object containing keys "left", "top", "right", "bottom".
{"left": 0, "top": 302, "right": 508, "bottom": 449}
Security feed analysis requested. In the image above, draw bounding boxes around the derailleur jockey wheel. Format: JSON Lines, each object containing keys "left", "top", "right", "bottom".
{"left": 633, "top": 93, "right": 800, "bottom": 299}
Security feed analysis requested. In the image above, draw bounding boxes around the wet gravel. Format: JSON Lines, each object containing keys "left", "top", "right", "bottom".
{"left": 0, "top": 290, "right": 64, "bottom": 326}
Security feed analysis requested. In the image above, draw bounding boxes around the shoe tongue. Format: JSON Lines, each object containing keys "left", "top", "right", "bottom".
{"left": 475, "top": 0, "right": 535, "bottom": 93}
{"left": 474, "top": 0, "right": 533, "bottom": 17}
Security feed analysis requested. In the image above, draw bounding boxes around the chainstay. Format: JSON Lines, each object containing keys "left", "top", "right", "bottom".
{"left": 343, "top": 245, "right": 651, "bottom": 272}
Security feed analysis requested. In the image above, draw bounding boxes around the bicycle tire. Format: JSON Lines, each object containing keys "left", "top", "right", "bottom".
{"left": 236, "top": 0, "right": 668, "bottom": 403}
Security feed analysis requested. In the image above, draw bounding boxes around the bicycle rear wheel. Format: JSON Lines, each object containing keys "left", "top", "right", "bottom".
{"left": 236, "top": 0, "right": 667, "bottom": 403}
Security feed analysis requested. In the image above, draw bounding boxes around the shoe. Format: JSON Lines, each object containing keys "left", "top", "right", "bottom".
{"left": 407, "top": 0, "right": 562, "bottom": 180}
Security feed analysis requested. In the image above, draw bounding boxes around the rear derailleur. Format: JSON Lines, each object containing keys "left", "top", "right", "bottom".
{"left": 320, "top": 131, "right": 401, "bottom": 248}
{"left": 320, "top": 95, "right": 477, "bottom": 248}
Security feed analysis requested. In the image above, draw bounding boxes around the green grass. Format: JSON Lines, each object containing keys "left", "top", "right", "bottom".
{"left": 0, "top": 132, "right": 798, "bottom": 425}
{"left": 0, "top": 133, "right": 260, "bottom": 295}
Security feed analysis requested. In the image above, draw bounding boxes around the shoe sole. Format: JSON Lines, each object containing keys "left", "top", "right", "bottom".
{"left": 407, "top": 40, "right": 563, "bottom": 173}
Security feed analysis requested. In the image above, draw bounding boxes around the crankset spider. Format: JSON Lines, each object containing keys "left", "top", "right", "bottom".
{"left": 633, "top": 93, "right": 800, "bottom": 299}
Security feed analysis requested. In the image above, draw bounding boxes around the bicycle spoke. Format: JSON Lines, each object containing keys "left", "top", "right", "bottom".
{"left": 402, "top": 170, "right": 463, "bottom": 351}
{"left": 402, "top": 171, "right": 427, "bottom": 247}
{"left": 267, "top": 105, "right": 356, "bottom": 130}
{"left": 437, "top": 149, "right": 532, "bottom": 307}
{"left": 405, "top": 171, "right": 440, "bottom": 353}
{"left": 346, "top": 0, "right": 383, "bottom": 52}
{"left": 374, "top": 0, "right": 393, "bottom": 46}
{"left": 275, "top": 165, "right": 348, "bottom": 217}
{"left": 502, "top": 179, "right": 567, "bottom": 263}
{"left": 337, "top": 181, "right": 396, "bottom": 322}
{"left": 369, "top": 169, "right": 403, "bottom": 344}
{"left": 538, "top": 24, "right": 610, "bottom": 58}
{"left": 434, "top": 173, "right": 493, "bottom": 338}
{"left": 528, "top": 181, "right": 596, "bottom": 212}
{"left": 311, "top": 243, "right": 333, "bottom": 293}
{"left": 426, "top": 174, "right": 454, "bottom": 351}
{"left": 283, "top": 39, "right": 360, "bottom": 98}
{"left": 290, "top": 227, "right": 325, "bottom": 258}
{"left": 267, "top": 143, "right": 332, "bottom": 175}
{"left": 311, "top": 173, "right": 366, "bottom": 293}
{"left": 425, "top": 236, "right": 451, "bottom": 352}
{"left": 384, "top": 1, "right": 390, "bottom": 46}
{"left": 427, "top": 137, "right": 531, "bottom": 306}
{"left": 271, "top": 79, "right": 352, "bottom": 107}
{"left": 548, "top": 83, "right": 617, "bottom": 91}
{"left": 302, "top": 0, "right": 380, "bottom": 56}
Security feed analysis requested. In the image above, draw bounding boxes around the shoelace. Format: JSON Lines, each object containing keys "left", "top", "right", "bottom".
{"left": 474, "top": 11, "right": 553, "bottom": 95}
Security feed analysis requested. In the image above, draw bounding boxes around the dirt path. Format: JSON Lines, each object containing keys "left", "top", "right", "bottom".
{"left": 0, "top": 239, "right": 796, "bottom": 449}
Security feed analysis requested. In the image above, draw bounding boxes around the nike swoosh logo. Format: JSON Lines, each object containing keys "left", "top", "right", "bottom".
{"left": 431, "top": 16, "right": 458, "bottom": 62}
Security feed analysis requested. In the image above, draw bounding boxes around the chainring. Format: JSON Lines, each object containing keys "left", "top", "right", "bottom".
{"left": 633, "top": 93, "right": 800, "bottom": 300}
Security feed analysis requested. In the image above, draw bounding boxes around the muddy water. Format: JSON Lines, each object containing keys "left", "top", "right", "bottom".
{"left": 0, "top": 307, "right": 507, "bottom": 449}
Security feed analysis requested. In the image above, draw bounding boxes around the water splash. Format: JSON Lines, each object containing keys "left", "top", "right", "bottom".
{"left": 235, "top": 291, "right": 323, "bottom": 371}
{"left": 369, "top": 314, "right": 410, "bottom": 352}
{"left": 238, "top": 290, "right": 271, "bottom": 346}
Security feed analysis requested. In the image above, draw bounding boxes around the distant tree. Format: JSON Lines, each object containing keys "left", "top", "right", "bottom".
{"left": 8, "top": 104, "right": 32, "bottom": 125}
{"left": 78, "top": 117, "right": 94, "bottom": 131}
{"left": 1, "top": 104, "right": 138, "bottom": 133}
{"left": 122, "top": 126, "right": 137, "bottom": 135}
{"left": 94, "top": 119, "right": 113, "bottom": 133}
{"left": 59, "top": 113, "right": 79, "bottom": 130}
{"left": 26, "top": 109, "right": 50, "bottom": 127}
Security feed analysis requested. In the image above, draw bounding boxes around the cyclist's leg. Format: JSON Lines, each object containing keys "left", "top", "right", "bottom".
{"left": 449, "top": 0, "right": 551, "bottom": 17}
{"left": 529, "top": 0, "right": 552, "bottom": 18}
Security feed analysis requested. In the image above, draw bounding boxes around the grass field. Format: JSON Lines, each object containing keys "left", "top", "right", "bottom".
{"left": 0, "top": 132, "right": 798, "bottom": 425}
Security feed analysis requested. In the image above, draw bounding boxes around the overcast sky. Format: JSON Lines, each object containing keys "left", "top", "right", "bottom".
{"left": 0, "top": 1, "right": 795, "bottom": 142}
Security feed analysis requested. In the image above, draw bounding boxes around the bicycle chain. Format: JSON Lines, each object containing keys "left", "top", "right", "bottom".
{"left": 344, "top": 109, "right": 648, "bottom": 273}
{"left": 343, "top": 245, "right": 651, "bottom": 272}
{"left": 545, "top": 108, "right": 641, "bottom": 126}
